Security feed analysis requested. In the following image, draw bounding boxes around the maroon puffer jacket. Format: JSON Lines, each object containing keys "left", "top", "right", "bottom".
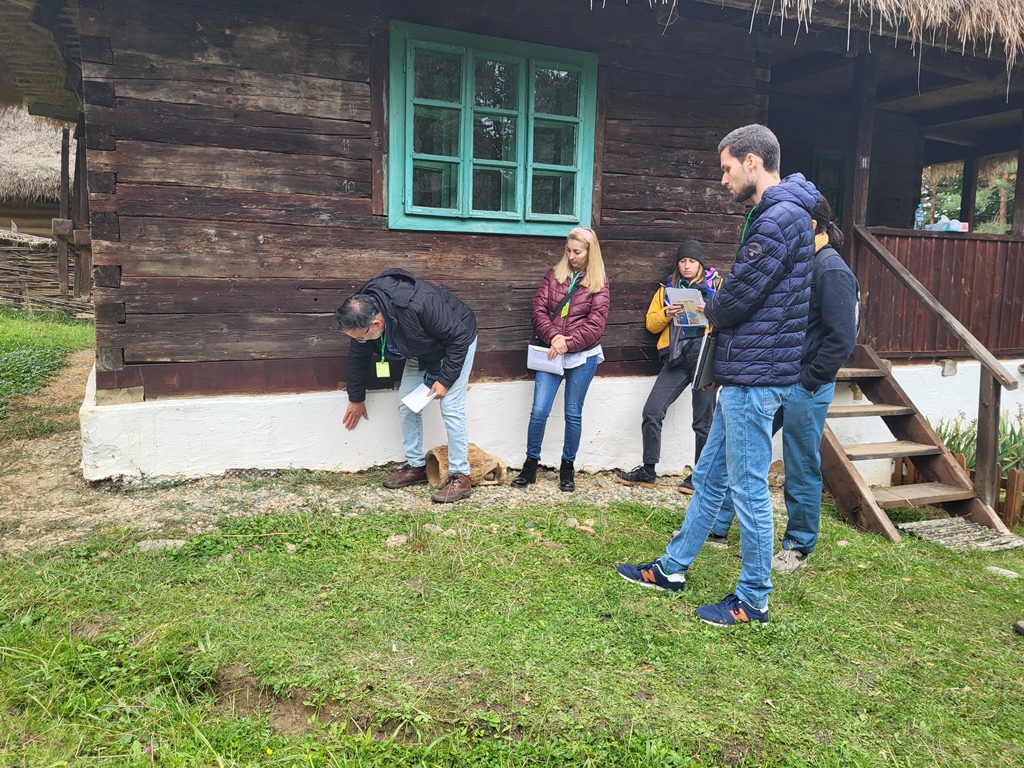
{"left": 531, "top": 268, "right": 611, "bottom": 353}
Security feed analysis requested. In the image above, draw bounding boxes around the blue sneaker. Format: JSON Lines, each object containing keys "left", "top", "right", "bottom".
{"left": 616, "top": 560, "right": 686, "bottom": 592}
{"left": 695, "top": 594, "right": 768, "bottom": 626}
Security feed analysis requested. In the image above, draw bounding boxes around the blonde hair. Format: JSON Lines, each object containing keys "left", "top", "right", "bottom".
{"left": 553, "top": 226, "right": 606, "bottom": 293}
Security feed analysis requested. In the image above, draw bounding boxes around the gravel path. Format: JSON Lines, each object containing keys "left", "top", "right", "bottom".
{"left": 0, "top": 351, "right": 787, "bottom": 554}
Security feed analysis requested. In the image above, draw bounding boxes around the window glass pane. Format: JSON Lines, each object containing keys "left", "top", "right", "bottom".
{"left": 414, "top": 49, "right": 462, "bottom": 102}
{"left": 475, "top": 59, "right": 518, "bottom": 109}
{"left": 531, "top": 171, "right": 576, "bottom": 216}
{"left": 473, "top": 167, "right": 516, "bottom": 212}
{"left": 534, "top": 68, "right": 579, "bottom": 116}
{"left": 474, "top": 115, "right": 517, "bottom": 162}
{"left": 413, "top": 161, "right": 458, "bottom": 208}
{"left": 413, "top": 105, "right": 460, "bottom": 157}
{"left": 533, "top": 121, "right": 576, "bottom": 166}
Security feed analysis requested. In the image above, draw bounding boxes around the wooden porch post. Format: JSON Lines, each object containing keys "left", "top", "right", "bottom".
{"left": 975, "top": 370, "right": 1002, "bottom": 508}
{"left": 960, "top": 152, "right": 978, "bottom": 229}
{"left": 1013, "top": 108, "right": 1024, "bottom": 237}
{"left": 843, "top": 51, "right": 876, "bottom": 235}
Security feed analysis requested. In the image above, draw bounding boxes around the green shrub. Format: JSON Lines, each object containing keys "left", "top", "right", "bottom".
{"left": 931, "top": 406, "right": 1024, "bottom": 476}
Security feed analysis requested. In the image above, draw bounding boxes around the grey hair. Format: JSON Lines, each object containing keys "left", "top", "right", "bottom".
{"left": 718, "top": 124, "right": 781, "bottom": 173}
{"left": 335, "top": 294, "right": 380, "bottom": 332}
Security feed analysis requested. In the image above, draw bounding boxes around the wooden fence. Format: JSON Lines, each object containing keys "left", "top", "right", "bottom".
{"left": 0, "top": 238, "right": 93, "bottom": 314}
{"left": 855, "top": 228, "right": 1024, "bottom": 358}
{"left": 892, "top": 455, "right": 1024, "bottom": 528}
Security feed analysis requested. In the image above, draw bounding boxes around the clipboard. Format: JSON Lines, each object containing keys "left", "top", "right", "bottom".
{"left": 692, "top": 331, "right": 718, "bottom": 391}
{"left": 664, "top": 287, "right": 707, "bottom": 328}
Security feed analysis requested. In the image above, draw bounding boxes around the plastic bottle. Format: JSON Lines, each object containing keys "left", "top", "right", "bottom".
{"left": 914, "top": 204, "right": 925, "bottom": 230}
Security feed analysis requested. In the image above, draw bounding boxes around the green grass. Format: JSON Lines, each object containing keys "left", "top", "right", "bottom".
{"left": 0, "top": 306, "right": 94, "bottom": 437}
{"left": 3, "top": 496, "right": 1024, "bottom": 767}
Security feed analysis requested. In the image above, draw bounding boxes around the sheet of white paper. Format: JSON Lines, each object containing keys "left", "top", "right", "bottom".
{"left": 527, "top": 344, "right": 564, "bottom": 375}
{"left": 400, "top": 383, "right": 437, "bottom": 414}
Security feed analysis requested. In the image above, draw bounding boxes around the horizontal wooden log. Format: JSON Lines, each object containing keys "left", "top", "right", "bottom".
{"left": 90, "top": 98, "right": 372, "bottom": 159}
{"left": 103, "top": 184, "right": 376, "bottom": 229}
{"left": 82, "top": 0, "right": 373, "bottom": 74}
{"left": 92, "top": 277, "right": 664, "bottom": 319}
{"left": 94, "top": 348, "right": 663, "bottom": 398}
{"left": 84, "top": 56, "right": 370, "bottom": 121}
{"left": 98, "top": 309, "right": 660, "bottom": 364}
{"left": 86, "top": 141, "right": 371, "bottom": 194}
{"left": 603, "top": 142, "right": 721, "bottom": 181}
{"left": 90, "top": 215, "right": 739, "bottom": 284}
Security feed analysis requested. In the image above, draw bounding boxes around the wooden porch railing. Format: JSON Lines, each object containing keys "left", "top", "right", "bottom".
{"left": 857, "top": 228, "right": 1024, "bottom": 356}
{"left": 852, "top": 225, "right": 1019, "bottom": 509}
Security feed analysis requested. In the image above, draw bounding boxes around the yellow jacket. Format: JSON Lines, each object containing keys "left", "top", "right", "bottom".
{"left": 645, "top": 270, "right": 723, "bottom": 352}
{"left": 645, "top": 285, "right": 675, "bottom": 353}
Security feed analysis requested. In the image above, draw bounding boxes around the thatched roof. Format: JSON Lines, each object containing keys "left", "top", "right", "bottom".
{"left": 0, "top": 107, "right": 67, "bottom": 203}
{"left": 657, "top": 1, "right": 1024, "bottom": 71}
{"left": 0, "top": 0, "right": 81, "bottom": 120}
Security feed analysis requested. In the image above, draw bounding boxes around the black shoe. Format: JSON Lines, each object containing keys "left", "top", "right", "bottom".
{"left": 559, "top": 458, "right": 575, "bottom": 492}
{"left": 511, "top": 456, "right": 538, "bottom": 488}
{"left": 678, "top": 474, "right": 695, "bottom": 495}
{"left": 614, "top": 465, "right": 656, "bottom": 488}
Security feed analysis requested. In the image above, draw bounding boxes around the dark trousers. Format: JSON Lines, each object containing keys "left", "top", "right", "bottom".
{"left": 641, "top": 358, "right": 717, "bottom": 467}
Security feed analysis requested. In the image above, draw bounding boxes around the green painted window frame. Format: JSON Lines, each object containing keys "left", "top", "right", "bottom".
{"left": 388, "top": 21, "right": 598, "bottom": 236}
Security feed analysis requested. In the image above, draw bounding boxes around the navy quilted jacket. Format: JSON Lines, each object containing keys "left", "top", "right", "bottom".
{"left": 704, "top": 173, "right": 817, "bottom": 386}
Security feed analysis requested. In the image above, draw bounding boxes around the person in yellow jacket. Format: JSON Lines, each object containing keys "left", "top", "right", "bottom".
{"left": 615, "top": 241, "right": 722, "bottom": 494}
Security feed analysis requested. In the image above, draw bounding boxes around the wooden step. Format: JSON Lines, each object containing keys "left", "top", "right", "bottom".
{"left": 844, "top": 440, "right": 943, "bottom": 461}
{"left": 828, "top": 404, "right": 916, "bottom": 418}
{"left": 836, "top": 367, "right": 887, "bottom": 380}
{"left": 872, "top": 482, "right": 977, "bottom": 509}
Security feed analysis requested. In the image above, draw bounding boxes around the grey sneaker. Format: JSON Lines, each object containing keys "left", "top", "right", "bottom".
{"left": 771, "top": 548, "right": 808, "bottom": 573}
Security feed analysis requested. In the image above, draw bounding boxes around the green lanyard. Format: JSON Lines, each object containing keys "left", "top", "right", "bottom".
{"left": 739, "top": 207, "right": 756, "bottom": 243}
{"left": 562, "top": 272, "right": 581, "bottom": 317}
{"left": 379, "top": 331, "right": 386, "bottom": 360}
{"left": 735, "top": 207, "right": 757, "bottom": 262}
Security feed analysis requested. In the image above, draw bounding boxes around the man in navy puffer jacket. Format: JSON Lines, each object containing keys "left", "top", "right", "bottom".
{"left": 618, "top": 124, "right": 816, "bottom": 626}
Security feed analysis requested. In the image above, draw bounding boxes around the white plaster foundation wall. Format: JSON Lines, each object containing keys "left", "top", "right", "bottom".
{"left": 80, "top": 358, "right": 1024, "bottom": 483}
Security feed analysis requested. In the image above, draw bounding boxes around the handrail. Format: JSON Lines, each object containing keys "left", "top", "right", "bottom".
{"left": 854, "top": 225, "right": 1018, "bottom": 392}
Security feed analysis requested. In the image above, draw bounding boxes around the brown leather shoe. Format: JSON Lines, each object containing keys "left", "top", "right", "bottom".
{"left": 383, "top": 464, "right": 428, "bottom": 489}
{"left": 431, "top": 473, "right": 472, "bottom": 503}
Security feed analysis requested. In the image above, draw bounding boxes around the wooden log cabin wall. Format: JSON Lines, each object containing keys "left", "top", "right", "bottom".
{"left": 78, "top": 0, "right": 767, "bottom": 401}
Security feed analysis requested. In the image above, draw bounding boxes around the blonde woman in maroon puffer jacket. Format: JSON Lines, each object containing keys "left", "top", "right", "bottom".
{"left": 511, "top": 227, "right": 611, "bottom": 492}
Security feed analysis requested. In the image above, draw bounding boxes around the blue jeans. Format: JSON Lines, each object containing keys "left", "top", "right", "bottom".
{"left": 660, "top": 383, "right": 790, "bottom": 610}
{"left": 397, "top": 338, "right": 477, "bottom": 475}
{"left": 778, "top": 381, "right": 834, "bottom": 553}
{"left": 709, "top": 381, "right": 834, "bottom": 553}
{"left": 526, "top": 355, "right": 599, "bottom": 462}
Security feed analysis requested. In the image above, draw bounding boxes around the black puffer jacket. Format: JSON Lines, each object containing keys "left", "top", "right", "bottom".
{"left": 344, "top": 269, "right": 477, "bottom": 402}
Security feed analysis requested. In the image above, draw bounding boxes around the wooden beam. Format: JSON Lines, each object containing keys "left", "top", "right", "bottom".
{"left": 843, "top": 51, "right": 875, "bottom": 229}
{"left": 975, "top": 371, "right": 1001, "bottom": 508}
{"left": 1014, "top": 109, "right": 1024, "bottom": 237}
{"left": 918, "top": 95, "right": 1024, "bottom": 129}
{"left": 56, "top": 127, "right": 69, "bottom": 294}
{"left": 960, "top": 152, "right": 979, "bottom": 227}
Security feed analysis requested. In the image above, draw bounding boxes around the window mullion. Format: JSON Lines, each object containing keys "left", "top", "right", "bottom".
{"left": 460, "top": 52, "right": 475, "bottom": 218}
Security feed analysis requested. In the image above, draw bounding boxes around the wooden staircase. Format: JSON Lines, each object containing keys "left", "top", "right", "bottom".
{"left": 820, "top": 344, "right": 1010, "bottom": 543}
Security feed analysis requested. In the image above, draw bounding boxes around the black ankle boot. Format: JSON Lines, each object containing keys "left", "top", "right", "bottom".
{"left": 559, "top": 458, "right": 575, "bottom": 492}
{"left": 511, "top": 456, "right": 538, "bottom": 488}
